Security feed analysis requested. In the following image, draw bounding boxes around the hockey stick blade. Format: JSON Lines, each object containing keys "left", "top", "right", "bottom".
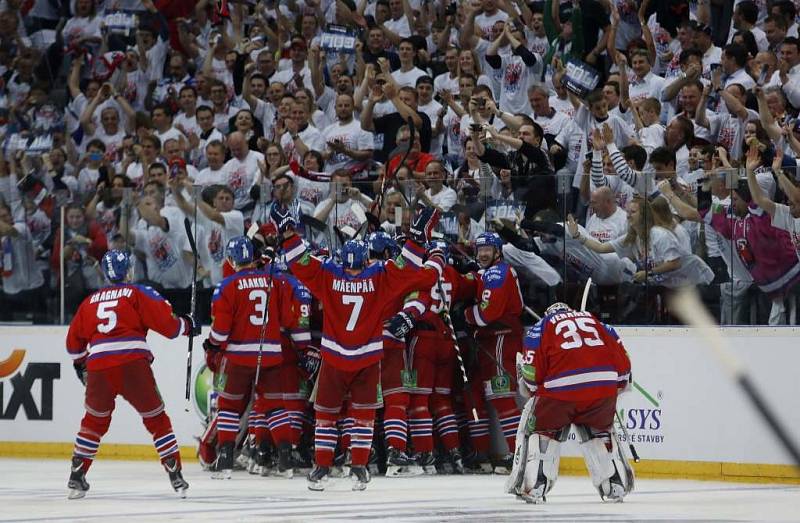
{"left": 670, "top": 287, "right": 800, "bottom": 468}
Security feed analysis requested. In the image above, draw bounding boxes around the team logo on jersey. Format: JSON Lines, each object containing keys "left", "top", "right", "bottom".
{"left": 298, "top": 252, "right": 311, "bottom": 266}
{"left": 0, "top": 349, "right": 60, "bottom": 421}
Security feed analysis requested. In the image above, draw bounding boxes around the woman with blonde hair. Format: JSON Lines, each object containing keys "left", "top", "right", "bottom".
{"left": 568, "top": 195, "right": 712, "bottom": 287}
{"left": 457, "top": 49, "right": 493, "bottom": 90}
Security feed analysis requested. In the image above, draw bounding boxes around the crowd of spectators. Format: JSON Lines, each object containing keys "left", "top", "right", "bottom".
{"left": 1, "top": 0, "right": 800, "bottom": 326}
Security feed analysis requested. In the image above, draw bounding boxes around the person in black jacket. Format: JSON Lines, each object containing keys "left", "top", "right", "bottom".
{"left": 470, "top": 119, "right": 555, "bottom": 217}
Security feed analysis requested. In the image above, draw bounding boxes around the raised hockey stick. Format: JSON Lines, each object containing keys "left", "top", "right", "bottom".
{"left": 580, "top": 277, "right": 592, "bottom": 312}
{"left": 252, "top": 253, "right": 276, "bottom": 396}
{"left": 184, "top": 213, "right": 199, "bottom": 410}
{"left": 579, "top": 276, "right": 640, "bottom": 461}
{"left": 435, "top": 276, "right": 479, "bottom": 422}
{"left": 670, "top": 288, "right": 800, "bottom": 468}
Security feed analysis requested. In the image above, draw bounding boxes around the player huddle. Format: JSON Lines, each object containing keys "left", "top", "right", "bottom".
{"left": 63, "top": 206, "right": 634, "bottom": 503}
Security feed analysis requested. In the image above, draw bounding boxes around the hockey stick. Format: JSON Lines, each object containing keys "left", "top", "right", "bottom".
{"left": 523, "top": 306, "right": 542, "bottom": 322}
{"left": 435, "top": 276, "right": 479, "bottom": 422}
{"left": 670, "top": 288, "right": 800, "bottom": 468}
{"left": 183, "top": 205, "right": 199, "bottom": 410}
{"left": 579, "top": 277, "right": 640, "bottom": 461}
{"left": 614, "top": 411, "right": 640, "bottom": 462}
{"left": 580, "top": 277, "right": 592, "bottom": 312}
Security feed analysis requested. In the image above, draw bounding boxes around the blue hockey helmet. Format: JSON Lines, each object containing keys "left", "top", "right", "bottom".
{"left": 474, "top": 232, "right": 503, "bottom": 251}
{"left": 341, "top": 239, "right": 369, "bottom": 270}
{"left": 226, "top": 235, "right": 254, "bottom": 266}
{"left": 368, "top": 231, "right": 399, "bottom": 259}
{"left": 101, "top": 250, "right": 132, "bottom": 283}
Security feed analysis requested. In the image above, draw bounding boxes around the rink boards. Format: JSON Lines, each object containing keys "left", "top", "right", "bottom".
{"left": 0, "top": 325, "right": 798, "bottom": 484}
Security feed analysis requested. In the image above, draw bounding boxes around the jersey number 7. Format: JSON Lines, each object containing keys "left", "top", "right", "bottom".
{"left": 342, "top": 295, "right": 363, "bottom": 332}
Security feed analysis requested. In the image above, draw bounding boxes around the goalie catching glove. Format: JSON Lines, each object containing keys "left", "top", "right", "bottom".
{"left": 385, "top": 311, "right": 415, "bottom": 339}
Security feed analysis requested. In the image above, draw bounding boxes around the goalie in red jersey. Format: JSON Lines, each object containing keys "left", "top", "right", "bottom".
{"left": 506, "top": 302, "right": 633, "bottom": 504}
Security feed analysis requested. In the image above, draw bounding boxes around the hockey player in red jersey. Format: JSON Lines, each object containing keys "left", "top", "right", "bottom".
{"left": 463, "top": 232, "right": 524, "bottom": 473}
{"left": 65, "top": 250, "right": 197, "bottom": 499}
{"left": 274, "top": 204, "right": 445, "bottom": 491}
{"left": 507, "top": 302, "right": 633, "bottom": 503}
{"left": 367, "top": 231, "right": 419, "bottom": 477}
{"left": 387, "top": 239, "right": 477, "bottom": 474}
{"left": 202, "top": 236, "right": 302, "bottom": 479}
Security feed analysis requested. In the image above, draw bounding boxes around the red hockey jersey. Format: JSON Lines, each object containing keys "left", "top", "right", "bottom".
{"left": 209, "top": 266, "right": 304, "bottom": 367}
{"left": 403, "top": 264, "right": 478, "bottom": 338}
{"left": 522, "top": 310, "right": 631, "bottom": 402}
{"left": 463, "top": 261, "right": 524, "bottom": 337}
{"left": 283, "top": 235, "right": 442, "bottom": 371}
{"left": 66, "top": 284, "right": 186, "bottom": 371}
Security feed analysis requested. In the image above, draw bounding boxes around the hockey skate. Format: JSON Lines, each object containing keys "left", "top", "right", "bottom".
{"left": 599, "top": 469, "right": 627, "bottom": 503}
{"left": 276, "top": 443, "right": 294, "bottom": 479}
{"left": 331, "top": 449, "right": 351, "bottom": 478}
{"left": 494, "top": 453, "right": 514, "bottom": 475}
{"left": 164, "top": 457, "right": 189, "bottom": 498}
{"left": 416, "top": 452, "right": 437, "bottom": 475}
{"left": 212, "top": 441, "right": 234, "bottom": 480}
{"left": 67, "top": 457, "right": 90, "bottom": 500}
{"left": 350, "top": 466, "right": 371, "bottom": 491}
{"left": 307, "top": 465, "right": 331, "bottom": 491}
{"left": 448, "top": 448, "right": 465, "bottom": 475}
{"left": 463, "top": 451, "right": 493, "bottom": 474}
{"left": 385, "top": 447, "right": 423, "bottom": 477}
{"left": 257, "top": 441, "right": 276, "bottom": 477}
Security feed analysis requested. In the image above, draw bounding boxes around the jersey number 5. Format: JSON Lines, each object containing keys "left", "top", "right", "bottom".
{"left": 342, "top": 295, "right": 363, "bottom": 332}
{"left": 97, "top": 300, "right": 119, "bottom": 333}
{"left": 554, "top": 317, "right": 603, "bottom": 350}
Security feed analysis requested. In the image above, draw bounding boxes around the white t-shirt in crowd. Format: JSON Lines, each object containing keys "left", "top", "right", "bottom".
{"left": 321, "top": 119, "right": 375, "bottom": 172}
{"left": 222, "top": 150, "right": 265, "bottom": 211}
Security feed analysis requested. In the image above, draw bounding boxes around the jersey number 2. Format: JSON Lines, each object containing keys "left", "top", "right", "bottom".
{"left": 554, "top": 317, "right": 603, "bottom": 350}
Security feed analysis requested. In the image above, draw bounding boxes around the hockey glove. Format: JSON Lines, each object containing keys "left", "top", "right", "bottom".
{"left": 409, "top": 206, "right": 441, "bottom": 244}
{"left": 73, "top": 361, "right": 87, "bottom": 386}
{"left": 202, "top": 338, "right": 223, "bottom": 373}
{"left": 298, "top": 346, "right": 322, "bottom": 379}
{"left": 270, "top": 203, "right": 296, "bottom": 235}
{"left": 426, "top": 246, "right": 446, "bottom": 269}
{"left": 385, "top": 311, "right": 415, "bottom": 339}
{"left": 179, "top": 314, "right": 201, "bottom": 336}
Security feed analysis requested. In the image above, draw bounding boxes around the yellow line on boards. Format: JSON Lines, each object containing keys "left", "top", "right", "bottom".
{"left": 1, "top": 442, "right": 798, "bottom": 484}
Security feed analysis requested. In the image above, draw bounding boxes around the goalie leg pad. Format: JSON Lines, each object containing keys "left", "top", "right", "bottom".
{"left": 520, "top": 434, "right": 561, "bottom": 503}
{"left": 576, "top": 425, "right": 632, "bottom": 502}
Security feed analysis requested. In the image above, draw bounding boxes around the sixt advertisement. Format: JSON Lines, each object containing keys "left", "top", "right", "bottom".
{"left": 0, "top": 349, "right": 60, "bottom": 421}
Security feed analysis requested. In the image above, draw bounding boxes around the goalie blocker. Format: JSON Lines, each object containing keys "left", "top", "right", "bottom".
{"left": 506, "top": 303, "right": 633, "bottom": 503}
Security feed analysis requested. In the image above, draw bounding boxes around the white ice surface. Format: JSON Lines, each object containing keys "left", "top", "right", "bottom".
{"left": 2, "top": 458, "right": 798, "bottom": 522}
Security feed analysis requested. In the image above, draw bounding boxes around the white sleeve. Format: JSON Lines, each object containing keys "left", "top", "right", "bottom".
{"left": 651, "top": 227, "right": 682, "bottom": 262}
{"left": 771, "top": 203, "right": 797, "bottom": 233}
{"left": 222, "top": 210, "right": 245, "bottom": 236}
{"left": 359, "top": 129, "right": 375, "bottom": 150}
